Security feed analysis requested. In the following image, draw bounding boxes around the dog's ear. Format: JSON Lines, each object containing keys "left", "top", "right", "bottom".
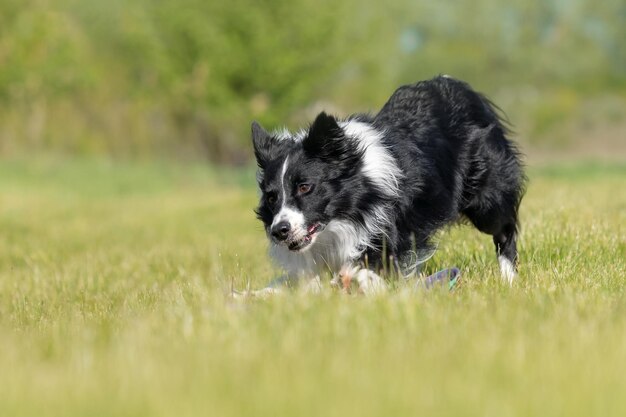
{"left": 303, "top": 112, "right": 352, "bottom": 161}
{"left": 251, "top": 121, "right": 274, "bottom": 168}
{"left": 308, "top": 112, "right": 342, "bottom": 141}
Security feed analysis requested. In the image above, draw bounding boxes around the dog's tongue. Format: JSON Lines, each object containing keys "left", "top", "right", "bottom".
{"left": 307, "top": 224, "right": 317, "bottom": 234}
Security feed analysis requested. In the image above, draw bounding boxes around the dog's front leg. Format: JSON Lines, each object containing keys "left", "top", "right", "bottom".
{"left": 230, "top": 274, "right": 323, "bottom": 299}
{"left": 230, "top": 286, "right": 283, "bottom": 299}
{"left": 299, "top": 274, "right": 323, "bottom": 294}
{"left": 355, "top": 268, "right": 387, "bottom": 294}
{"left": 337, "top": 266, "right": 387, "bottom": 295}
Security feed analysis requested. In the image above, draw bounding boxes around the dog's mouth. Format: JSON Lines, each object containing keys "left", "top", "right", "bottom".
{"left": 287, "top": 223, "right": 324, "bottom": 251}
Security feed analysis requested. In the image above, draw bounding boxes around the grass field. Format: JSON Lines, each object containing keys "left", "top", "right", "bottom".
{"left": 0, "top": 156, "right": 625, "bottom": 417}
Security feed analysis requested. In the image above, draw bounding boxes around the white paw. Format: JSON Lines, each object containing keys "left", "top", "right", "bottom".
{"left": 354, "top": 268, "right": 387, "bottom": 295}
{"left": 335, "top": 266, "right": 360, "bottom": 293}
{"left": 498, "top": 256, "right": 517, "bottom": 284}
{"left": 336, "top": 266, "right": 387, "bottom": 295}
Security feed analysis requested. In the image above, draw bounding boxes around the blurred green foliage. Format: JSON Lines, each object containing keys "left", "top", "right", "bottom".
{"left": 0, "top": 0, "right": 625, "bottom": 162}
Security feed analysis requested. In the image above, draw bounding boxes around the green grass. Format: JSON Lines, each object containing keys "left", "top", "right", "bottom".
{"left": 0, "top": 156, "right": 625, "bottom": 417}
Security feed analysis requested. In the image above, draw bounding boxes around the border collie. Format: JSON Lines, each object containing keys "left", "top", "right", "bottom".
{"left": 251, "top": 76, "right": 525, "bottom": 293}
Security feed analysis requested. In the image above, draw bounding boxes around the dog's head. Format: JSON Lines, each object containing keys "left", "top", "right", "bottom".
{"left": 252, "top": 112, "right": 371, "bottom": 252}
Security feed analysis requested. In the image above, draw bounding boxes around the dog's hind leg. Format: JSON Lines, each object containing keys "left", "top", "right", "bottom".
{"left": 461, "top": 124, "right": 525, "bottom": 283}
{"left": 494, "top": 224, "right": 518, "bottom": 283}
{"left": 464, "top": 206, "right": 519, "bottom": 283}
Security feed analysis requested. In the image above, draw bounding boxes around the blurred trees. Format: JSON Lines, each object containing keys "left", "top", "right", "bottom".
{"left": 0, "top": 0, "right": 624, "bottom": 162}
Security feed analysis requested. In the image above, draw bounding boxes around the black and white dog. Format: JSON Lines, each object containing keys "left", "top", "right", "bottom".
{"left": 252, "top": 76, "right": 525, "bottom": 293}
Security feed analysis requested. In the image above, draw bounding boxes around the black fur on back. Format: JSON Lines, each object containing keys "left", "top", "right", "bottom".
{"left": 368, "top": 76, "right": 526, "bottom": 269}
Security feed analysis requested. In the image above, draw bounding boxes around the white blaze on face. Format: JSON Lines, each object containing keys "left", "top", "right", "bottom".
{"left": 271, "top": 156, "right": 306, "bottom": 235}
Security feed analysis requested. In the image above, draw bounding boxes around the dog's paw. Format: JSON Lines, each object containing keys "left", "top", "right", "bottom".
{"left": 334, "top": 266, "right": 359, "bottom": 293}
{"left": 337, "top": 266, "right": 387, "bottom": 295}
{"left": 355, "top": 269, "right": 387, "bottom": 295}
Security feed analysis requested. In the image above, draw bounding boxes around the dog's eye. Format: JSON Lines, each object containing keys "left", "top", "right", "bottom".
{"left": 297, "top": 183, "right": 313, "bottom": 195}
{"left": 267, "top": 194, "right": 277, "bottom": 205}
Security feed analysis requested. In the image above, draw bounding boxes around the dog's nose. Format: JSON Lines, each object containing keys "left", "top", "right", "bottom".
{"left": 271, "top": 221, "right": 291, "bottom": 241}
